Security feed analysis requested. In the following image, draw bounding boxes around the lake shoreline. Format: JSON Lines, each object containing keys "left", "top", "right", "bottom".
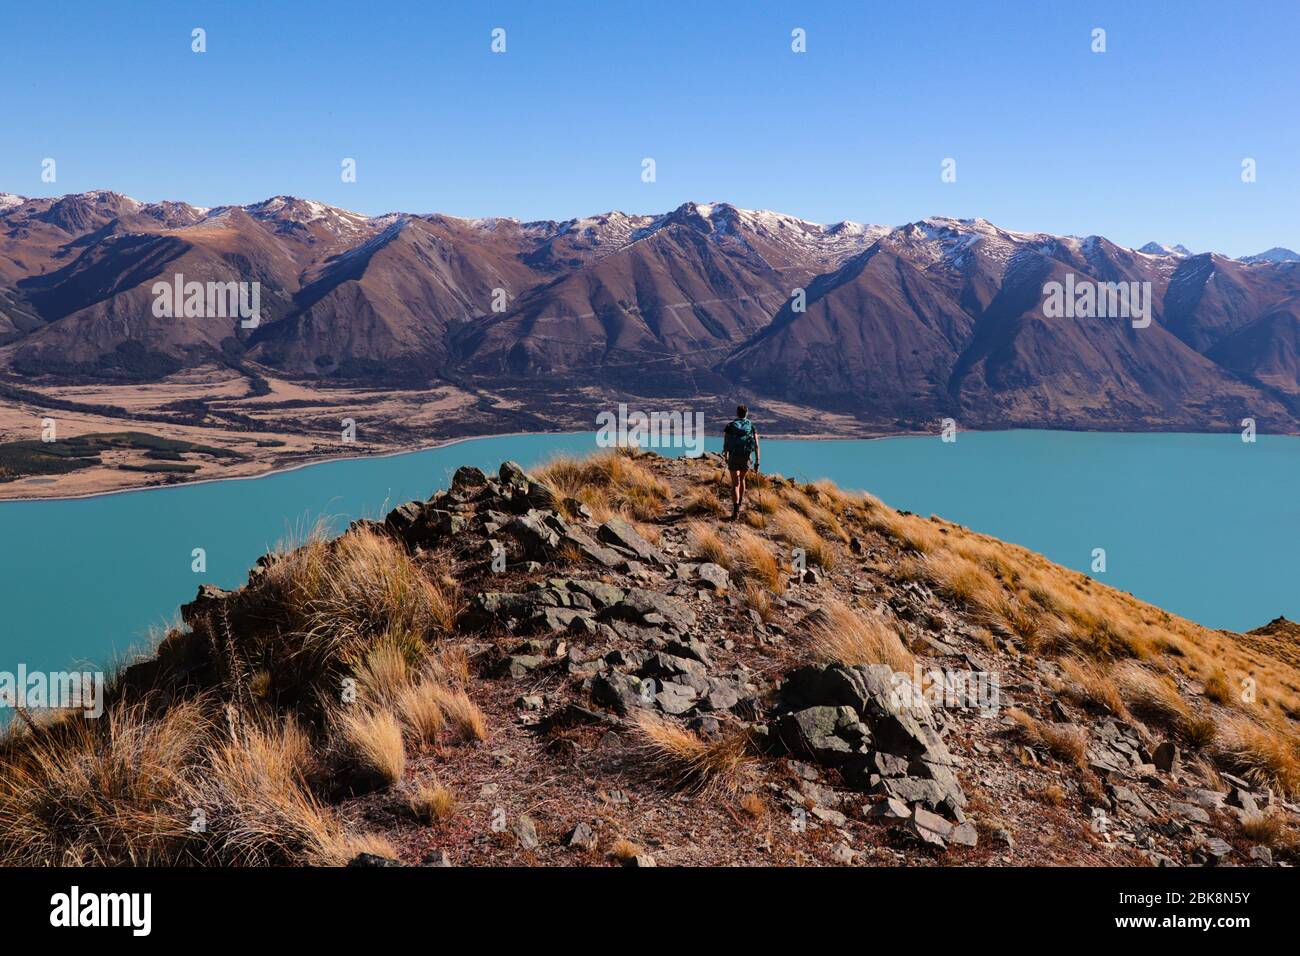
{"left": 0, "top": 426, "right": 916, "bottom": 504}
{"left": 0, "top": 424, "right": 1270, "bottom": 505}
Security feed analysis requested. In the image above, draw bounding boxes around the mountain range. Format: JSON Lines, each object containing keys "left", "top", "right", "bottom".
{"left": 2, "top": 190, "right": 1299, "bottom": 432}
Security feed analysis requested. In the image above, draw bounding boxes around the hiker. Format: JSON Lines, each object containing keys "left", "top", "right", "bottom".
{"left": 722, "top": 405, "right": 760, "bottom": 521}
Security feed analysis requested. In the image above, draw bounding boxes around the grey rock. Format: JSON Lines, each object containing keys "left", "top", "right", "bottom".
{"left": 1173, "top": 802, "right": 1212, "bottom": 825}
{"left": 1111, "top": 785, "right": 1155, "bottom": 821}
{"left": 1249, "top": 845, "right": 1273, "bottom": 866}
{"left": 498, "top": 460, "right": 529, "bottom": 489}
{"left": 771, "top": 706, "right": 871, "bottom": 764}
{"left": 910, "top": 808, "right": 951, "bottom": 848}
{"left": 1186, "top": 788, "right": 1228, "bottom": 810}
{"left": 501, "top": 655, "right": 546, "bottom": 680}
{"left": 655, "top": 680, "right": 700, "bottom": 715}
{"left": 865, "top": 797, "right": 912, "bottom": 820}
{"left": 1205, "top": 837, "right": 1233, "bottom": 861}
{"left": 567, "top": 821, "right": 597, "bottom": 851}
{"left": 450, "top": 465, "right": 488, "bottom": 494}
{"left": 504, "top": 511, "right": 561, "bottom": 561}
{"left": 697, "top": 562, "right": 730, "bottom": 591}
{"left": 1152, "top": 740, "right": 1179, "bottom": 772}
{"left": 604, "top": 588, "right": 697, "bottom": 633}
{"left": 592, "top": 672, "right": 652, "bottom": 715}
{"left": 1227, "top": 787, "right": 1259, "bottom": 814}
{"left": 597, "top": 516, "right": 669, "bottom": 565}
{"left": 513, "top": 814, "right": 540, "bottom": 850}
{"left": 948, "top": 822, "right": 978, "bottom": 847}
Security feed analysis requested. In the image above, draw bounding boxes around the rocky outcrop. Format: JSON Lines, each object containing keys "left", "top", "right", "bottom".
{"left": 768, "top": 662, "right": 969, "bottom": 836}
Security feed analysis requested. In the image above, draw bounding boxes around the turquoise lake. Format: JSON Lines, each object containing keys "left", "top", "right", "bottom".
{"left": 0, "top": 430, "right": 1296, "bottom": 677}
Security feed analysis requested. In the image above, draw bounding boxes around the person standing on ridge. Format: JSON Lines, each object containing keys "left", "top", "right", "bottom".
{"left": 722, "top": 405, "right": 760, "bottom": 521}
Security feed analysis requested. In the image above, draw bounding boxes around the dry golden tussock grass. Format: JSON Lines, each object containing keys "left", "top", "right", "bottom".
{"left": 1008, "top": 708, "right": 1088, "bottom": 769}
{"left": 0, "top": 700, "right": 391, "bottom": 867}
{"left": 408, "top": 780, "right": 457, "bottom": 823}
{"left": 608, "top": 837, "right": 643, "bottom": 862}
{"left": 684, "top": 489, "right": 727, "bottom": 518}
{"left": 1114, "top": 662, "right": 1192, "bottom": 732}
{"left": 395, "top": 678, "right": 447, "bottom": 746}
{"left": 804, "top": 599, "right": 914, "bottom": 673}
{"left": 733, "top": 528, "right": 785, "bottom": 590}
{"left": 686, "top": 520, "right": 731, "bottom": 569}
{"left": 333, "top": 706, "right": 406, "bottom": 787}
{"left": 427, "top": 683, "right": 488, "bottom": 743}
{"left": 1059, "top": 657, "right": 1129, "bottom": 717}
{"left": 0, "top": 699, "right": 211, "bottom": 866}
{"left": 631, "top": 711, "right": 756, "bottom": 795}
{"left": 741, "top": 581, "right": 775, "bottom": 622}
{"left": 534, "top": 450, "right": 670, "bottom": 522}
{"left": 1213, "top": 714, "right": 1300, "bottom": 797}
{"left": 199, "top": 718, "right": 389, "bottom": 866}
{"left": 260, "top": 527, "right": 460, "bottom": 702}
{"left": 770, "top": 507, "right": 838, "bottom": 570}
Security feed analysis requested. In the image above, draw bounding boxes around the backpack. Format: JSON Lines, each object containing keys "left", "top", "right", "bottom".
{"left": 723, "top": 418, "right": 756, "bottom": 460}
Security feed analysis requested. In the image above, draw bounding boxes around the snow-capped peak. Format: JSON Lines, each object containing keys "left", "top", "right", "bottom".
{"left": 1137, "top": 241, "right": 1193, "bottom": 258}
{"left": 1239, "top": 246, "right": 1300, "bottom": 265}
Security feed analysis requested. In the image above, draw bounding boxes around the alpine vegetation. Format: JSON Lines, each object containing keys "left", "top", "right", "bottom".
{"left": 2, "top": 449, "right": 1295, "bottom": 867}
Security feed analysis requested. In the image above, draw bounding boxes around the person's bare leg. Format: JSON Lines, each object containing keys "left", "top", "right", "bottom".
{"left": 730, "top": 469, "right": 741, "bottom": 520}
{"left": 738, "top": 471, "right": 748, "bottom": 512}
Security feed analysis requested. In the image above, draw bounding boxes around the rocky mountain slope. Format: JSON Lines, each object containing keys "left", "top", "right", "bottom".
{"left": 2, "top": 191, "right": 1299, "bottom": 432}
{"left": 2, "top": 449, "right": 1296, "bottom": 866}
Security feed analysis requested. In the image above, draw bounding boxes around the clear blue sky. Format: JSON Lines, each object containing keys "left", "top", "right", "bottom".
{"left": 2, "top": 0, "right": 1296, "bottom": 256}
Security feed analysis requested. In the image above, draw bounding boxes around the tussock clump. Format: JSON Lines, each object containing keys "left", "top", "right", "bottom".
{"left": 733, "top": 528, "right": 784, "bottom": 591}
{"left": 1059, "top": 658, "right": 1129, "bottom": 717}
{"left": 198, "top": 719, "right": 379, "bottom": 867}
{"left": 631, "top": 711, "right": 755, "bottom": 795}
{"left": 1009, "top": 708, "right": 1088, "bottom": 769}
{"left": 260, "top": 527, "right": 460, "bottom": 703}
{"left": 395, "top": 678, "right": 447, "bottom": 746}
{"left": 687, "top": 520, "right": 731, "bottom": 569}
{"left": 427, "top": 684, "right": 488, "bottom": 743}
{"left": 684, "top": 489, "right": 727, "bottom": 518}
{"left": 804, "top": 599, "right": 913, "bottom": 673}
{"left": 0, "top": 699, "right": 211, "bottom": 866}
{"left": 534, "top": 450, "right": 670, "bottom": 522}
{"left": 1115, "top": 663, "right": 1191, "bottom": 732}
{"left": 1213, "top": 715, "right": 1300, "bottom": 797}
{"left": 608, "top": 837, "right": 644, "bottom": 862}
{"left": 408, "top": 781, "right": 457, "bottom": 823}
{"left": 1204, "top": 670, "right": 1233, "bottom": 705}
{"left": 332, "top": 706, "right": 406, "bottom": 789}
{"left": 741, "top": 581, "right": 775, "bottom": 622}
{"left": 771, "top": 508, "right": 838, "bottom": 571}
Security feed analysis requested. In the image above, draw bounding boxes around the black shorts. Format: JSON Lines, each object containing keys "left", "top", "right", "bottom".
{"left": 727, "top": 453, "right": 751, "bottom": 472}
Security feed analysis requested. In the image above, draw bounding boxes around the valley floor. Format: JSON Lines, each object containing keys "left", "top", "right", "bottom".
{"left": 0, "top": 365, "right": 887, "bottom": 500}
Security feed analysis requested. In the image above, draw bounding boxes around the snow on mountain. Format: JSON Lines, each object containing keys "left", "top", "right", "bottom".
{"left": 1137, "top": 241, "right": 1194, "bottom": 258}
{"left": 1239, "top": 247, "right": 1300, "bottom": 265}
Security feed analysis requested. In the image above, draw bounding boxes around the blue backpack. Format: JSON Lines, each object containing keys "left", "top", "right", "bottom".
{"left": 723, "top": 418, "right": 756, "bottom": 461}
